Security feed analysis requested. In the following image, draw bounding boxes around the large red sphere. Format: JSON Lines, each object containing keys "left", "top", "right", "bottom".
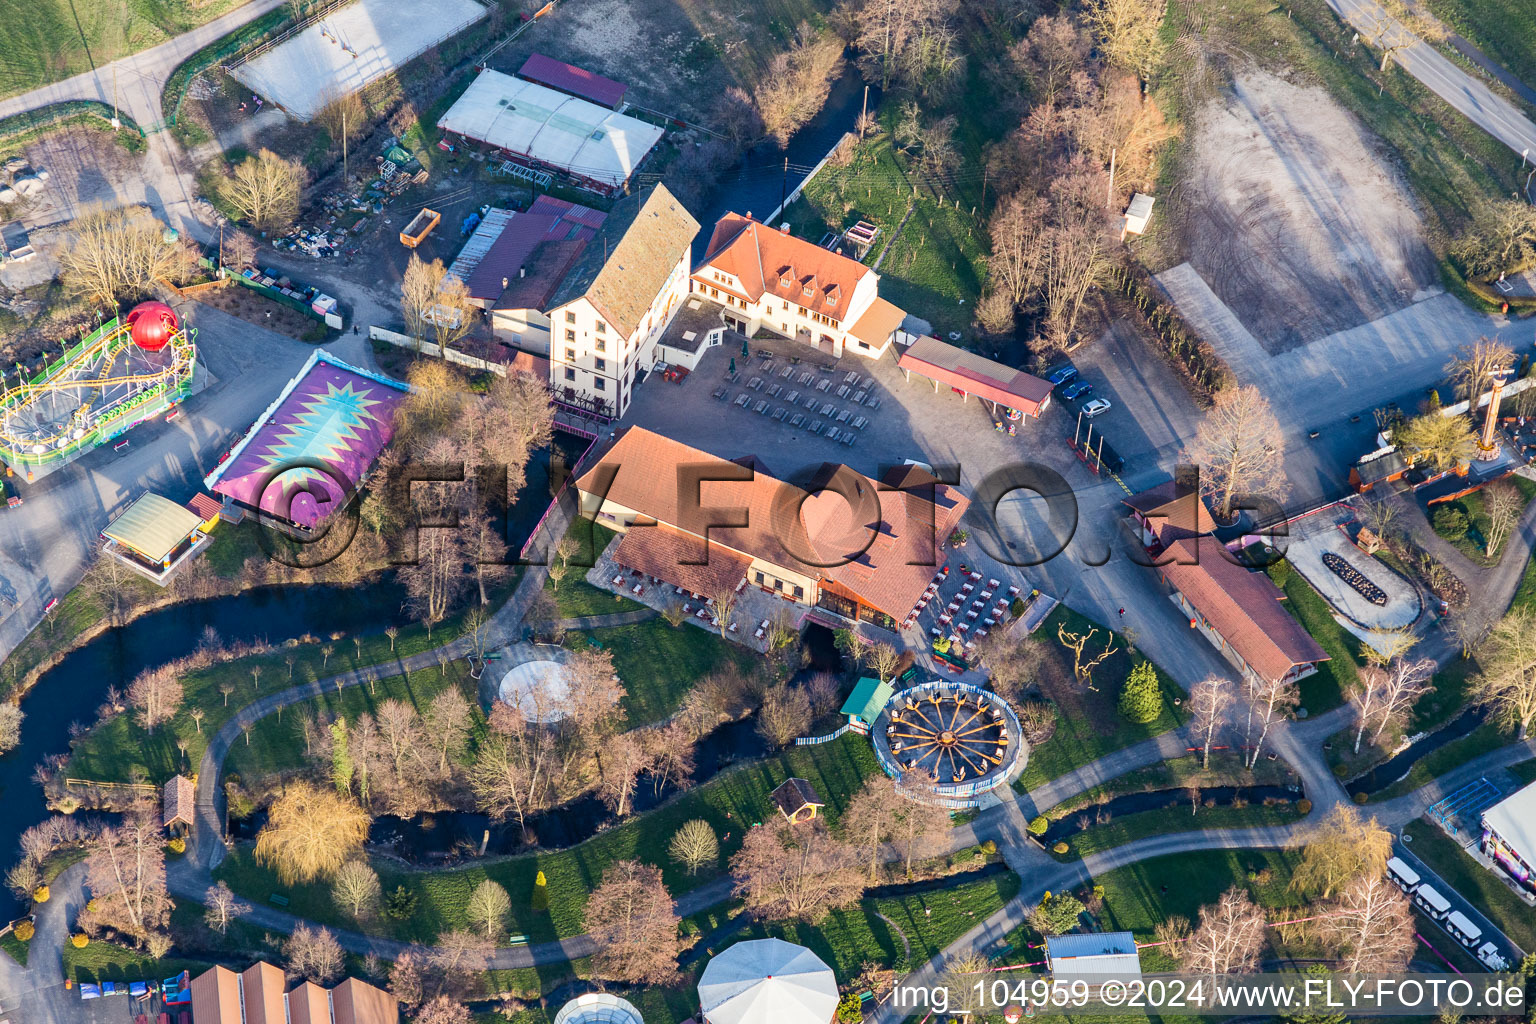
{"left": 127, "top": 301, "right": 179, "bottom": 352}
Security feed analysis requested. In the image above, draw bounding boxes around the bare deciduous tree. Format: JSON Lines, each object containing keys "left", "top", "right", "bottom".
{"left": 1188, "top": 677, "right": 1233, "bottom": 769}
{"left": 469, "top": 703, "right": 557, "bottom": 835}
{"left": 285, "top": 922, "right": 345, "bottom": 983}
{"left": 841, "top": 774, "right": 906, "bottom": 881}
{"left": 1351, "top": 657, "right": 1435, "bottom": 753}
{"left": 986, "top": 192, "right": 1050, "bottom": 313}
{"left": 1326, "top": 871, "right": 1416, "bottom": 973}
{"left": 80, "top": 806, "right": 172, "bottom": 946}
{"left": 331, "top": 859, "right": 381, "bottom": 919}
{"left": 466, "top": 879, "right": 511, "bottom": 940}
{"left": 596, "top": 731, "right": 653, "bottom": 817}
{"left": 1182, "top": 886, "right": 1267, "bottom": 975}
{"left": 1292, "top": 805, "right": 1393, "bottom": 899}
{"left": 203, "top": 881, "right": 247, "bottom": 935}
{"left": 0, "top": 702, "right": 22, "bottom": 755}
{"left": 892, "top": 773, "right": 954, "bottom": 876}
{"left": 222, "top": 149, "right": 304, "bottom": 233}
{"left": 1084, "top": 0, "right": 1166, "bottom": 81}
{"left": 731, "top": 819, "right": 864, "bottom": 922}
{"left": 1483, "top": 481, "right": 1524, "bottom": 558}
{"left": 1446, "top": 338, "right": 1515, "bottom": 401}
{"left": 1245, "top": 674, "right": 1298, "bottom": 768}
{"left": 669, "top": 819, "right": 719, "bottom": 875}
{"left": 758, "top": 682, "right": 812, "bottom": 747}
{"left": 1182, "top": 385, "right": 1286, "bottom": 521}
{"left": 975, "top": 631, "right": 1044, "bottom": 702}
{"left": 1472, "top": 606, "right": 1536, "bottom": 739}
{"left": 60, "top": 206, "right": 195, "bottom": 304}
{"left": 754, "top": 25, "right": 844, "bottom": 146}
{"left": 848, "top": 0, "right": 948, "bottom": 89}
{"left": 1452, "top": 200, "right": 1536, "bottom": 279}
{"left": 583, "top": 860, "right": 681, "bottom": 984}
{"left": 401, "top": 254, "right": 476, "bottom": 352}
{"left": 1006, "top": 14, "right": 1089, "bottom": 107}
{"left": 413, "top": 997, "right": 474, "bottom": 1024}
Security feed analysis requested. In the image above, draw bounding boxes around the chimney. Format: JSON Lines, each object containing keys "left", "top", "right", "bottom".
{"left": 502, "top": 277, "right": 509, "bottom": 290}
{"left": 520, "top": 267, "right": 526, "bottom": 279}
{"left": 780, "top": 223, "right": 790, "bottom": 234}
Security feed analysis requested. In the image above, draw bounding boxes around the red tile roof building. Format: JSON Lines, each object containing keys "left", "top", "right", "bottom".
{"left": 190, "top": 963, "right": 395, "bottom": 1024}
{"left": 692, "top": 214, "right": 917, "bottom": 359}
{"left": 896, "top": 336, "right": 1053, "bottom": 419}
{"left": 162, "top": 774, "right": 195, "bottom": 833}
{"left": 1156, "top": 535, "right": 1329, "bottom": 687}
{"left": 1122, "top": 477, "right": 1217, "bottom": 551}
{"left": 575, "top": 427, "right": 969, "bottom": 627}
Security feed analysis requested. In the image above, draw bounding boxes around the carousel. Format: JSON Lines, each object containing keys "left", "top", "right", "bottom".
{"left": 872, "top": 678, "right": 1026, "bottom": 807}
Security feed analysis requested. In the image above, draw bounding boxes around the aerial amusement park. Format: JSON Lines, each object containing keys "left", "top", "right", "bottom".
{"left": 0, "top": 301, "right": 196, "bottom": 480}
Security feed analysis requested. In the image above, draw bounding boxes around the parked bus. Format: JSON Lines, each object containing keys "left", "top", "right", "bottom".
{"left": 1414, "top": 884, "right": 1451, "bottom": 921}
{"left": 1387, "top": 856, "right": 1421, "bottom": 893}
{"left": 1445, "top": 911, "right": 1483, "bottom": 947}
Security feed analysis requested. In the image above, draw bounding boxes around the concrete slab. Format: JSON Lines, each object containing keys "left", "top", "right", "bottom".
{"left": 232, "top": 0, "right": 487, "bottom": 120}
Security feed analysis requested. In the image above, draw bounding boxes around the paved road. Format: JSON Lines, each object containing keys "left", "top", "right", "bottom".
{"left": 1393, "top": 840, "right": 1523, "bottom": 968}
{"left": 1324, "top": 0, "right": 1536, "bottom": 158}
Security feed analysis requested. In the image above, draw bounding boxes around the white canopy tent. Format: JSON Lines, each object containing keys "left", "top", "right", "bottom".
{"left": 697, "top": 939, "right": 838, "bottom": 1024}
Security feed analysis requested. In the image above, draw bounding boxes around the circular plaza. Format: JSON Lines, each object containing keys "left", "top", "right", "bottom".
{"left": 872, "top": 679, "right": 1026, "bottom": 807}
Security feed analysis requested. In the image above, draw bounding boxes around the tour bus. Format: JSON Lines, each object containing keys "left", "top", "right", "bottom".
{"left": 1445, "top": 910, "right": 1483, "bottom": 947}
{"left": 1414, "top": 884, "right": 1451, "bottom": 921}
{"left": 1387, "top": 856, "right": 1421, "bottom": 894}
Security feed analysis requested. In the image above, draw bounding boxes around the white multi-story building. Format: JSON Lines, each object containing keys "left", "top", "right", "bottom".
{"left": 690, "top": 213, "right": 915, "bottom": 359}
{"left": 544, "top": 184, "right": 700, "bottom": 419}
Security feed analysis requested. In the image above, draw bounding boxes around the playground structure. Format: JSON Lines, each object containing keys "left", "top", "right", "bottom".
{"left": 0, "top": 301, "right": 195, "bottom": 478}
{"left": 872, "top": 679, "right": 1026, "bottom": 808}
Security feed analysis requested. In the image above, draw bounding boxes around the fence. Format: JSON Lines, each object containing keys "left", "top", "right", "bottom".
{"left": 369, "top": 326, "right": 509, "bottom": 375}
{"left": 227, "top": 273, "right": 343, "bottom": 329}
{"left": 795, "top": 723, "right": 852, "bottom": 746}
{"left": 766, "top": 131, "right": 855, "bottom": 227}
{"left": 873, "top": 679, "right": 1025, "bottom": 809}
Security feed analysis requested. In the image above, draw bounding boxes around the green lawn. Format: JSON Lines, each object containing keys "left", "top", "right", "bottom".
{"left": 1510, "top": 537, "right": 1536, "bottom": 613}
{"left": 1366, "top": 722, "right": 1513, "bottom": 802}
{"left": 580, "top": 617, "right": 758, "bottom": 727}
{"left": 67, "top": 603, "right": 490, "bottom": 785}
{"left": 215, "top": 733, "right": 882, "bottom": 944}
{"left": 1045, "top": 799, "right": 1305, "bottom": 861}
{"left": 1428, "top": 478, "right": 1536, "bottom": 566}
{"left": 61, "top": 937, "right": 212, "bottom": 985}
{"left": 1272, "top": 566, "right": 1358, "bottom": 713}
{"left": 782, "top": 131, "right": 988, "bottom": 341}
{"left": 1015, "top": 606, "right": 1186, "bottom": 790}
{"left": 1510, "top": 760, "right": 1536, "bottom": 787}
{"left": 0, "top": 931, "right": 28, "bottom": 966}
{"left": 546, "top": 521, "right": 643, "bottom": 618}
{"left": 0, "top": 0, "right": 252, "bottom": 100}
{"left": 1403, "top": 819, "right": 1536, "bottom": 952}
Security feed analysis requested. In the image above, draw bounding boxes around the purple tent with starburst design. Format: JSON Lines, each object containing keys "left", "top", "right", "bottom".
{"left": 205, "top": 350, "right": 409, "bottom": 529}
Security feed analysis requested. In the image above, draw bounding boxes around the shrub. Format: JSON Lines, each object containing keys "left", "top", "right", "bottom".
{"left": 167, "top": 837, "right": 186, "bottom": 855}
{"left": 1297, "top": 799, "right": 1312, "bottom": 815}
{"left": 384, "top": 885, "right": 417, "bottom": 920}
{"left": 1332, "top": 763, "right": 1349, "bottom": 777}
{"left": 979, "top": 839, "right": 997, "bottom": 856}
{"left": 531, "top": 870, "right": 549, "bottom": 912}
{"left": 1431, "top": 505, "right": 1468, "bottom": 539}
{"left": 71, "top": 933, "right": 89, "bottom": 948}
{"left": 85, "top": 898, "right": 98, "bottom": 913}
{"left": 13, "top": 921, "right": 32, "bottom": 942}
{"left": 1117, "top": 661, "right": 1164, "bottom": 724}
{"left": 1354, "top": 791, "right": 1369, "bottom": 805}
{"left": 1028, "top": 815, "right": 1049, "bottom": 836}
{"left": 1052, "top": 841, "right": 1070, "bottom": 855}
{"left": 1010, "top": 598, "right": 1026, "bottom": 617}
{"left": 837, "top": 993, "right": 864, "bottom": 1024}
{"left": 31, "top": 885, "right": 48, "bottom": 904}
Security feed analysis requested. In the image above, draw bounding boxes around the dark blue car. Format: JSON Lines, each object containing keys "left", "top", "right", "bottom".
{"left": 1061, "top": 380, "right": 1094, "bottom": 401}
{"left": 1047, "top": 364, "right": 1078, "bottom": 386}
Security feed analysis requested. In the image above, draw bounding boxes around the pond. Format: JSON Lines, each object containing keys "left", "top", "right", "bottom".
{"left": 0, "top": 438, "right": 577, "bottom": 921}
{"left": 231, "top": 715, "right": 771, "bottom": 862}
{"left": 1039, "top": 785, "right": 1302, "bottom": 844}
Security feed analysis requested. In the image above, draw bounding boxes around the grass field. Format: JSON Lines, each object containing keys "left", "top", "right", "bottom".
{"left": 61, "top": 937, "right": 212, "bottom": 985}
{"left": 584, "top": 617, "right": 759, "bottom": 727}
{"left": 1272, "top": 567, "right": 1357, "bottom": 713}
{"left": 545, "top": 522, "right": 643, "bottom": 618}
{"left": 215, "top": 733, "right": 882, "bottom": 945}
{"left": 1053, "top": 751, "right": 1296, "bottom": 817}
{"left": 1015, "top": 606, "right": 1186, "bottom": 790}
{"left": 1428, "top": 477, "right": 1536, "bottom": 566}
{"left": 0, "top": 0, "right": 251, "bottom": 101}
{"left": 1403, "top": 818, "right": 1536, "bottom": 952}
{"left": 0, "top": 931, "right": 27, "bottom": 966}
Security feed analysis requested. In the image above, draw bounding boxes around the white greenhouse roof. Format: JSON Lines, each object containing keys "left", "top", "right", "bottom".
{"left": 698, "top": 938, "right": 838, "bottom": 1024}
{"left": 437, "top": 69, "right": 663, "bottom": 189}
{"left": 1046, "top": 932, "right": 1141, "bottom": 977}
{"left": 1483, "top": 780, "right": 1536, "bottom": 865}
{"left": 554, "top": 993, "right": 643, "bottom": 1024}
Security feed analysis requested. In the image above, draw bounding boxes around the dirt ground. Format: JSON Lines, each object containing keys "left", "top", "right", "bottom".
{"left": 192, "top": 282, "right": 326, "bottom": 340}
{"left": 10, "top": 128, "right": 152, "bottom": 231}
{"left": 1172, "top": 70, "right": 1439, "bottom": 354}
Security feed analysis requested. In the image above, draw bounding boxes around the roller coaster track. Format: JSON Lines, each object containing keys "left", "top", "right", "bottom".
{"left": 0, "top": 318, "right": 195, "bottom": 464}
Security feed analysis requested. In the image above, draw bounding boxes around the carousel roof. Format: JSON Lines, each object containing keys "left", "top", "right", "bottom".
{"left": 698, "top": 939, "right": 838, "bottom": 1024}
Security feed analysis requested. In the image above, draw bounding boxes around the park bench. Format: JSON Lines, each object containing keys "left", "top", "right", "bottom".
{"left": 507, "top": 934, "right": 528, "bottom": 946}
{"left": 268, "top": 893, "right": 289, "bottom": 907}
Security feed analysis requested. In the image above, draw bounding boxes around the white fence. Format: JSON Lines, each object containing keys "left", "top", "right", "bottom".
{"left": 369, "top": 326, "right": 507, "bottom": 376}
{"left": 795, "top": 723, "right": 853, "bottom": 746}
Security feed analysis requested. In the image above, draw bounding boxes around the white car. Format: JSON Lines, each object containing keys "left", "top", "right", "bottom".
{"left": 1082, "top": 398, "right": 1112, "bottom": 418}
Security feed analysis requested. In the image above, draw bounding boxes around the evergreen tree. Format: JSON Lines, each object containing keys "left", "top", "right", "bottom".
{"left": 531, "top": 870, "right": 549, "bottom": 912}
{"left": 1118, "top": 661, "right": 1164, "bottom": 724}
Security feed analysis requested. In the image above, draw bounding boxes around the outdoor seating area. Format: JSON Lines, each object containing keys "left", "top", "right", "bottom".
{"left": 709, "top": 348, "right": 884, "bottom": 445}
{"left": 904, "top": 559, "right": 1024, "bottom": 667}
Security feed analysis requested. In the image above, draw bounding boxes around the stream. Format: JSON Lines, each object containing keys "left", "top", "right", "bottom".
{"left": 1038, "top": 785, "right": 1302, "bottom": 845}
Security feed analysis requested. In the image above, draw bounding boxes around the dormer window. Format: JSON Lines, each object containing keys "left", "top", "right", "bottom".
{"left": 824, "top": 284, "right": 839, "bottom": 306}
{"left": 779, "top": 265, "right": 795, "bottom": 288}
{"left": 801, "top": 277, "right": 815, "bottom": 298}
